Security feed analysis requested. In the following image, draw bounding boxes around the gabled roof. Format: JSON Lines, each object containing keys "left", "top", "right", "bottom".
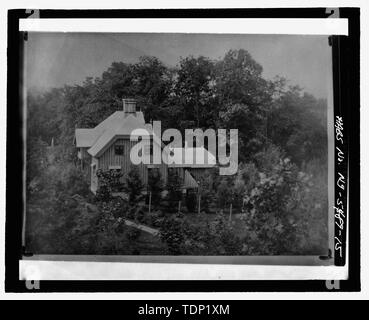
{"left": 74, "top": 111, "right": 145, "bottom": 149}
{"left": 88, "top": 114, "right": 150, "bottom": 157}
{"left": 183, "top": 170, "right": 199, "bottom": 188}
{"left": 75, "top": 129, "right": 98, "bottom": 148}
{"left": 75, "top": 109, "right": 216, "bottom": 169}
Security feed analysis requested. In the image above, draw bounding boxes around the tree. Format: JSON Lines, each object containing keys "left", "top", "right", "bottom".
{"left": 27, "top": 88, "right": 64, "bottom": 145}
{"left": 198, "top": 171, "right": 216, "bottom": 213}
{"left": 216, "top": 173, "right": 246, "bottom": 213}
{"left": 124, "top": 166, "right": 144, "bottom": 203}
{"left": 26, "top": 137, "right": 48, "bottom": 188}
{"left": 175, "top": 56, "right": 216, "bottom": 128}
{"left": 215, "top": 49, "right": 272, "bottom": 107}
{"left": 268, "top": 87, "right": 327, "bottom": 165}
{"left": 132, "top": 56, "right": 173, "bottom": 121}
{"left": 216, "top": 177, "right": 234, "bottom": 209}
{"left": 148, "top": 169, "right": 164, "bottom": 207}
{"left": 214, "top": 49, "right": 278, "bottom": 161}
{"left": 166, "top": 170, "right": 183, "bottom": 211}
{"left": 242, "top": 146, "right": 327, "bottom": 255}
{"left": 219, "top": 103, "right": 267, "bottom": 161}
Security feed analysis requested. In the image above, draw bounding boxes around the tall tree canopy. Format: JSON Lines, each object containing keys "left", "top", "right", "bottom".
{"left": 27, "top": 49, "right": 327, "bottom": 171}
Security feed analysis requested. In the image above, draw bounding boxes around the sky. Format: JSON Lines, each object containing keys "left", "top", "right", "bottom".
{"left": 26, "top": 33, "right": 331, "bottom": 99}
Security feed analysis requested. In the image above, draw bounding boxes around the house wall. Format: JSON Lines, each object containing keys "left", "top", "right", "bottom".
{"left": 187, "top": 167, "right": 209, "bottom": 182}
{"left": 168, "top": 167, "right": 185, "bottom": 181}
{"left": 91, "top": 157, "right": 99, "bottom": 193}
{"left": 97, "top": 138, "right": 168, "bottom": 185}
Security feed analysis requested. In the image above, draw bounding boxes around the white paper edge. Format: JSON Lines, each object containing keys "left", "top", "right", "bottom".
{"left": 19, "top": 18, "right": 348, "bottom": 35}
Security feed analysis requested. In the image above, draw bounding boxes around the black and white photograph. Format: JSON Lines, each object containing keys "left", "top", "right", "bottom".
{"left": 24, "top": 32, "right": 330, "bottom": 257}
{"left": 2, "top": 4, "right": 362, "bottom": 297}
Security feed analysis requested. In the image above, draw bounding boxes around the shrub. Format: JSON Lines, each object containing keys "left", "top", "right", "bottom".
{"left": 185, "top": 190, "right": 197, "bottom": 213}
{"left": 159, "top": 215, "right": 185, "bottom": 254}
{"left": 127, "top": 203, "right": 146, "bottom": 222}
{"left": 166, "top": 170, "right": 183, "bottom": 212}
{"left": 124, "top": 166, "right": 144, "bottom": 203}
{"left": 95, "top": 185, "right": 112, "bottom": 202}
{"left": 211, "top": 212, "right": 242, "bottom": 255}
{"left": 159, "top": 211, "right": 243, "bottom": 255}
{"left": 93, "top": 213, "right": 127, "bottom": 254}
{"left": 99, "top": 197, "right": 127, "bottom": 219}
{"left": 148, "top": 169, "right": 164, "bottom": 207}
{"left": 198, "top": 172, "right": 216, "bottom": 213}
{"left": 95, "top": 169, "right": 125, "bottom": 201}
{"left": 242, "top": 154, "right": 327, "bottom": 255}
{"left": 242, "top": 158, "right": 298, "bottom": 254}
{"left": 126, "top": 228, "right": 141, "bottom": 242}
{"left": 216, "top": 177, "right": 234, "bottom": 209}
{"left": 216, "top": 172, "right": 246, "bottom": 213}
{"left": 142, "top": 210, "right": 164, "bottom": 228}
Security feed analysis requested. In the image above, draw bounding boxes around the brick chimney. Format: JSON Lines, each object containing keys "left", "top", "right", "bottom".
{"left": 123, "top": 98, "right": 137, "bottom": 114}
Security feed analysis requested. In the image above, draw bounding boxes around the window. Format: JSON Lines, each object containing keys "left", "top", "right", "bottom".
{"left": 109, "top": 165, "right": 121, "bottom": 170}
{"left": 114, "top": 145, "right": 124, "bottom": 156}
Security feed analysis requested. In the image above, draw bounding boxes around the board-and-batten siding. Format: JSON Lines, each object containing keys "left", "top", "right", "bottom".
{"left": 187, "top": 168, "right": 208, "bottom": 182}
{"left": 91, "top": 157, "right": 99, "bottom": 193}
{"left": 97, "top": 138, "right": 168, "bottom": 185}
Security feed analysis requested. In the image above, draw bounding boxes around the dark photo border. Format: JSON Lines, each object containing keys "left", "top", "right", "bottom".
{"left": 5, "top": 7, "right": 360, "bottom": 292}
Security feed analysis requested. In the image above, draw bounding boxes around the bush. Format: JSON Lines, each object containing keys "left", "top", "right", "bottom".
{"left": 124, "top": 166, "right": 144, "bottom": 203}
{"left": 216, "top": 177, "right": 233, "bottom": 209}
{"left": 141, "top": 210, "right": 164, "bottom": 228}
{"left": 242, "top": 154, "right": 327, "bottom": 255}
{"left": 26, "top": 137, "right": 48, "bottom": 189}
{"left": 216, "top": 177, "right": 243, "bottom": 212}
{"left": 198, "top": 172, "right": 216, "bottom": 213}
{"left": 126, "top": 203, "right": 146, "bottom": 222}
{"left": 185, "top": 190, "right": 197, "bottom": 213}
{"left": 93, "top": 213, "right": 127, "bottom": 254}
{"left": 159, "top": 215, "right": 185, "bottom": 254}
{"left": 96, "top": 169, "right": 124, "bottom": 201}
{"left": 99, "top": 197, "right": 127, "bottom": 219}
{"left": 211, "top": 212, "right": 242, "bottom": 255}
{"left": 148, "top": 169, "right": 164, "bottom": 207}
{"left": 126, "top": 228, "right": 141, "bottom": 241}
{"left": 34, "top": 161, "right": 90, "bottom": 198}
{"left": 95, "top": 185, "right": 112, "bottom": 202}
{"left": 166, "top": 170, "right": 183, "bottom": 212}
{"left": 159, "top": 211, "right": 243, "bottom": 255}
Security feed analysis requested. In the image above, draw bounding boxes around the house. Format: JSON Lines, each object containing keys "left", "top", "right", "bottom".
{"left": 74, "top": 99, "right": 216, "bottom": 194}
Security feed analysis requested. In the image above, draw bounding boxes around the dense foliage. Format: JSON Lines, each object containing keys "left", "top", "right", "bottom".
{"left": 166, "top": 170, "right": 183, "bottom": 211}
{"left": 26, "top": 48, "right": 328, "bottom": 255}
{"left": 123, "top": 166, "right": 144, "bottom": 203}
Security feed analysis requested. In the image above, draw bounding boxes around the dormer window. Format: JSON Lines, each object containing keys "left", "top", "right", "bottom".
{"left": 114, "top": 145, "right": 124, "bottom": 156}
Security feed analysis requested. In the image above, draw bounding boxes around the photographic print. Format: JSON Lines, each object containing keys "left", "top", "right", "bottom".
{"left": 24, "top": 32, "right": 330, "bottom": 257}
